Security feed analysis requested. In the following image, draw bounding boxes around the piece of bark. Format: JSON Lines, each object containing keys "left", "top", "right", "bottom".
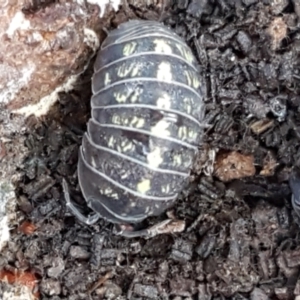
{"left": 0, "top": 0, "right": 120, "bottom": 117}
{"left": 0, "top": 0, "right": 121, "bottom": 254}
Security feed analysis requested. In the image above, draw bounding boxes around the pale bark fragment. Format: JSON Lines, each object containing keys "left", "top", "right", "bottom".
{"left": 0, "top": 0, "right": 120, "bottom": 258}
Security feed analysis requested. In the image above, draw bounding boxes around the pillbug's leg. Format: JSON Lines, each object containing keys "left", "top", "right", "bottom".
{"left": 113, "top": 224, "right": 149, "bottom": 238}
{"left": 289, "top": 169, "right": 300, "bottom": 218}
{"left": 114, "top": 219, "right": 186, "bottom": 239}
{"left": 62, "top": 179, "right": 100, "bottom": 225}
{"left": 158, "top": 0, "right": 166, "bottom": 22}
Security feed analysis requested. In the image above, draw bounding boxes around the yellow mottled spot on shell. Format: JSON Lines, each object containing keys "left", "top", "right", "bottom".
{"left": 177, "top": 126, "right": 198, "bottom": 140}
{"left": 121, "top": 140, "right": 133, "bottom": 152}
{"left": 193, "top": 77, "right": 200, "bottom": 89}
{"left": 147, "top": 147, "right": 163, "bottom": 168}
{"left": 117, "top": 63, "right": 134, "bottom": 77}
{"left": 153, "top": 39, "right": 172, "bottom": 54}
{"left": 130, "top": 202, "right": 137, "bottom": 207}
{"left": 151, "top": 119, "right": 170, "bottom": 137}
{"left": 173, "top": 154, "right": 183, "bottom": 166}
{"left": 108, "top": 136, "right": 115, "bottom": 147}
{"left": 120, "top": 171, "right": 129, "bottom": 179}
{"left": 184, "top": 70, "right": 200, "bottom": 89}
{"left": 116, "top": 144, "right": 122, "bottom": 153}
{"left": 137, "top": 179, "right": 151, "bottom": 194}
{"left": 114, "top": 91, "right": 128, "bottom": 103}
{"left": 184, "top": 49, "right": 194, "bottom": 63}
{"left": 91, "top": 156, "right": 97, "bottom": 168}
{"left": 156, "top": 93, "right": 171, "bottom": 109}
{"left": 123, "top": 42, "right": 137, "bottom": 56}
{"left": 189, "top": 130, "right": 198, "bottom": 139}
{"left": 101, "top": 187, "right": 113, "bottom": 196}
{"left": 130, "top": 88, "right": 142, "bottom": 103}
{"left": 112, "top": 114, "right": 121, "bottom": 125}
{"left": 183, "top": 97, "right": 193, "bottom": 114}
{"left": 178, "top": 126, "right": 189, "bottom": 140}
{"left": 112, "top": 114, "right": 146, "bottom": 128}
{"left": 131, "top": 65, "right": 140, "bottom": 77}
{"left": 184, "top": 70, "right": 192, "bottom": 86}
{"left": 179, "top": 126, "right": 198, "bottom": 141}
{"left": 176, "top": 44, "right": 194, "bottom": 63}
{"left": 157, "top": 62, "right": 172, "bottom": 82}
{"left": 161, "top": 184, "right": 171, "bottom": 194}
{"left": 104, "top": 73, "right": 111, "bottom": 85}
{"left": 130, "top": 116, "right": 145, "bottom": 128}
{"left": 105, "top": 187, "right": 113, "bottom": 194}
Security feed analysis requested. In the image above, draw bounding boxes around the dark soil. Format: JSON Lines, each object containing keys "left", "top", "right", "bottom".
{"left": 2, "top": 0, "right": 300, "bottom": 299}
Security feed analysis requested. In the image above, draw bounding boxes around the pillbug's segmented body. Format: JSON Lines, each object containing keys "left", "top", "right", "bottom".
{"left": 289, "top": 169, "right": 300, "bottom": 218}
{"left": 71, "top": 20, "right": 205, "bottom": 231}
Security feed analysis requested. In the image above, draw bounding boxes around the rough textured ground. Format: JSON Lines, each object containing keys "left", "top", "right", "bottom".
{"left": 1, "top": 0, "right": 300, "bottom": 299}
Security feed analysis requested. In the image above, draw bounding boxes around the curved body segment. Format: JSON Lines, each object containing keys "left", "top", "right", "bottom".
{"left": 77, "top": 20, "right": 205, "bottom": 224}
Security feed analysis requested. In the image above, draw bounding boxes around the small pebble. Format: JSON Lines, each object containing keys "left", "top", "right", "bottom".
{"left": 40, "top": 278, "right": 61, "bottom": 296}
{"left": 69, "top": 245, "right": 91, "bottom": 260}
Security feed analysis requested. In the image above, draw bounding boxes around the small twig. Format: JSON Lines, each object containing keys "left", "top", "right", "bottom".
{"left": 88, "top": 271, "right": 113, "bottom": 296}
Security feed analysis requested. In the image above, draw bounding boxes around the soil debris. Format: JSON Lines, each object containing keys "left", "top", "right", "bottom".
{"left": 2, "top": 0, "right": 300, "bottom": 299}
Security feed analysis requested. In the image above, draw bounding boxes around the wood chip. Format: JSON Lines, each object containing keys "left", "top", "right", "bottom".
{"left": 260, "top": 151, "right": 278, "bottom": 176}
{"left": 250, "top": 119, "right": 274, "bottom": 134}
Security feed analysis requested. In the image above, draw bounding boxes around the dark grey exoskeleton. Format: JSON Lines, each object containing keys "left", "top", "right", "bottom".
{"left": 64, "top": 20, "right": 205, "bottom": 237}
{"left": 289, "top": 168, "right": 300, "bottom": 217}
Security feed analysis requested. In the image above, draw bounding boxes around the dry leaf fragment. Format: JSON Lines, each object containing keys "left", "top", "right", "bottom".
{"left": 18, "top": 220, "right": 36, "bottom": 235}
{"left": 266, "top": 17, "right": 288, "bottom": 50}
{"left": 0, "top": 269, "right": 39, "bottom": 299}
{"left": 250, "top": 119, "right": 274, "bottom": 134}
{"left": 214, "top": 151, "right": 256, "bottom": 182}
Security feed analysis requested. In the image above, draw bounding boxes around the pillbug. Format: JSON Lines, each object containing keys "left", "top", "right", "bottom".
{"left": 289, "top": 168, "right": 300, "bottom": 218}
{"left": 64, "top": 20, "right": 205, "bottom": 237}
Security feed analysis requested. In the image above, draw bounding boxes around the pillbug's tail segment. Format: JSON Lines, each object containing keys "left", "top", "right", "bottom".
{"left": 62, "top": 179, "right": 100, "bottom": 225}
{"left": 86, "top": 196, "right": 147, "bottom": 224}
{"left": 289, "top": 169, "right": 300, "bottom": 217}
{"left": 78, "top": 145, "right": 177, "bottom": 224}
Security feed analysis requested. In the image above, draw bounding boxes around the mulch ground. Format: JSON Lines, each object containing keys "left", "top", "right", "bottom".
{"left": 2, "top": 1, "right": 300, "bottom": 299}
